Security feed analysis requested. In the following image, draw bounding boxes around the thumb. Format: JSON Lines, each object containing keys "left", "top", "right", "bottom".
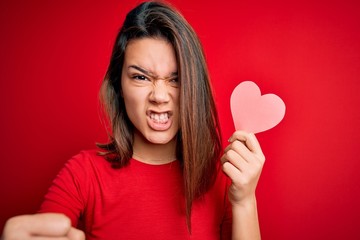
{"left": 67, "top": 227, "right": 85, "bottom": 240}
{"left": 9, "top": 213, "right": 72, "bottom": 237}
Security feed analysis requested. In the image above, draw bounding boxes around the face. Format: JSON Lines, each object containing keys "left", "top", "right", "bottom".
{"left": 121, "top": 37, "right": 180, "bottom": 146}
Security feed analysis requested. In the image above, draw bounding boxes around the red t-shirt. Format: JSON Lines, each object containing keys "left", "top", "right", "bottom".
{"left": 39, "top": 150, "right": 232, "bottom": 239}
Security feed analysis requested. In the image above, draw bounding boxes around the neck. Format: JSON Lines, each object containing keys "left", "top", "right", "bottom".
{"left": 132, "top": 132, "right": 177, "bottom": 165}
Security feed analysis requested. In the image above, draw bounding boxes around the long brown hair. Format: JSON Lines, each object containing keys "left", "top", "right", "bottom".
{"left": 97, "top": 1, "right": 222, "bottom": 231}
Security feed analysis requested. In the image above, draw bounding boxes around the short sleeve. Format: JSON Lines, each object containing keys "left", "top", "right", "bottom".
{"left": 38, "top": 152, "right": 90, "bottom": 227}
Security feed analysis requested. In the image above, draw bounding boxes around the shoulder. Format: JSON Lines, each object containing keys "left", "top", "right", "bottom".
{"left": 64, "top": 149, "right": 102, "bottom": 166}
{"left": 68, "top": 149, "right": 108, "bottom": 164}
{"left": 61, "top": 149, "right": 112, "bottom": 178}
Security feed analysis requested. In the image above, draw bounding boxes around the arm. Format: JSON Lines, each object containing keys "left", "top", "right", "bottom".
{"left": 221, "top": 131, "right": 265, "bottom": 240}
{"left": 2, "top": 153, "right": 90, "bottom": 239}
{"left": 39, "top": 152, "right": 91, "bottom": 225}
{"left": 1, "top": 213, "right": 84, "bottom": 240}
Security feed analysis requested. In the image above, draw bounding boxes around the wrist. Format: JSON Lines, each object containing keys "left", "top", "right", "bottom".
{"left": 231, "top": 195, "right": 257, "bottom": 210}
{"left": 231, "top": 195, "right": 261, "bottom": 240}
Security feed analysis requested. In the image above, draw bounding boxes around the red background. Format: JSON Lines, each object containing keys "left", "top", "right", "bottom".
{"left": 1, "top": 0, "right": 360, "bottom": 239}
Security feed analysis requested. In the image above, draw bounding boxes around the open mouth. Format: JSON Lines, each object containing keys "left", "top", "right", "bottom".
{"left": 149, "top": 112, "right": 170, "bottom": 123}
{"left": 146, "top": 110, "right": 173, "bottom": 131}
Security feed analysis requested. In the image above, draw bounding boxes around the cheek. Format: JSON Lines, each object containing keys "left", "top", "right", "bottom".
{"left": 121, "top": 82, "right": 148, "bottom": 110}
{"left": 123, "top": 94, "right": 143, "bottom": 116}
{"left": 174, "top": 91, "right": 180, "bottom": 111}
{"left": 172, "top": 91, "right": 181, "bottom": 126}
{"left": 171, "top": 88, "right": 180, "bottom": 104}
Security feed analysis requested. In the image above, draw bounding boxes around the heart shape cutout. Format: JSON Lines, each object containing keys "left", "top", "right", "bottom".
{"left": 230, "top": 81, "right": 286, "bottom": 133}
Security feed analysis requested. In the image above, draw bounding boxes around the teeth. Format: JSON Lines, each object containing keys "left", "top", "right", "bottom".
{"left": 150, "top": 113, "right": 169, "bottom": 123}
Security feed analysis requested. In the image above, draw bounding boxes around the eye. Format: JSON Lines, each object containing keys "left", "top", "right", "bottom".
{"left": 168, "top": 77, "right": 179, "bottom": 87}
{"left": 132, "top": 75, "right": 148, "bottom": 81}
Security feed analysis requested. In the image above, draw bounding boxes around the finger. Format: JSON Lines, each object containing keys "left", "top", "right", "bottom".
{"left": 224, "top": 140, "right": 253, "bottom": 163}
{"left": 221, "top": 149, "right": 247, "bottom": 172}
{"left": 67, "top": 227, "right": 85, "bottom": 240}
{"left": 228, "top": 130, "right": 247, "bottom": 142}
{"left": 221, "top": 146, "right": 243, "bottom": 165}
{"left": 30, "top": 237, "right": 70, "bottom": 240}
{"left": 26, "top": 213, "right": 71, "bottom": 236}
{"left": 29, "top": 228, "right": 85, "bottom": 240}
{"left": 246, "top": 133, "right": 264, "bottom": 156}
{"left": 222, "top": 161, "right": 244, "bottom": 184}
{"left": 229, "top": 131, "right": 265, "bottom": 162}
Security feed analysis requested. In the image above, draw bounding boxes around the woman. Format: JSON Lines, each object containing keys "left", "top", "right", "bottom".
{"left": 2, "top": 1, "right": 265, "bottom": 239}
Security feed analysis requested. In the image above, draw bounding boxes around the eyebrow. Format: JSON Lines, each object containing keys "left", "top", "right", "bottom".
{"left": 128, "top": 65, "right": 178, "bottom": 79}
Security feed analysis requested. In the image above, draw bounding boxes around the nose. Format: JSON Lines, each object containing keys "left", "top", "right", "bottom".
{"left": 149, "top": 80, "right": 170, "bottom": 103}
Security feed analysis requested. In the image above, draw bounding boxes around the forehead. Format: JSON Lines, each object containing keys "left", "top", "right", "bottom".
{"left": 124, "top": 37, "right": 177, "bottom": 75}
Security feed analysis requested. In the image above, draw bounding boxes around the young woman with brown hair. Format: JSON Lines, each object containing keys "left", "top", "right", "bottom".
{"left": 2, "top": 1, "right": 265, "bottom": 239}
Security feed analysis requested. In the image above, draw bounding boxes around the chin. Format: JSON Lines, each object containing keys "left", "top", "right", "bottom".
{"left": 145, "top": 132, "right": 177, "bottom": 145}
{"left": 147, "top": 137, "right": 174, "bottom": 145}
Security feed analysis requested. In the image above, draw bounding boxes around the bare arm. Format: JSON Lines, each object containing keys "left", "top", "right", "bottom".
{"left": 221, "top": 131, "right": 265, "bottom": 240}
{"left": 1, "top": 213, "right": 85, "bottom": 240}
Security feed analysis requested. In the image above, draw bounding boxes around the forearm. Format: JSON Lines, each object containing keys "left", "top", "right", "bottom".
{"left": 231, "top": 196, "right": 261, "bottom": 240}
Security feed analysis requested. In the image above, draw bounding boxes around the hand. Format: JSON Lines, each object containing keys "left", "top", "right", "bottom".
{"left": 2, "top": 213, "right": 85, "bottom": 240}
{"left": 221, "top": 131, "right": 265, "bottom": 206}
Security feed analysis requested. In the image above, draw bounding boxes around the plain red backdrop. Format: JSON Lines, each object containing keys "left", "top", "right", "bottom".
{"left": 1, "top": 0, "right": 360, "bottom": 239}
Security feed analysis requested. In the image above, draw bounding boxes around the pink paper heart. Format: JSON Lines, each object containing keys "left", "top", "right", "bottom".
{"left": 230, "top": 81, "right": 286, "bottom": 133}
